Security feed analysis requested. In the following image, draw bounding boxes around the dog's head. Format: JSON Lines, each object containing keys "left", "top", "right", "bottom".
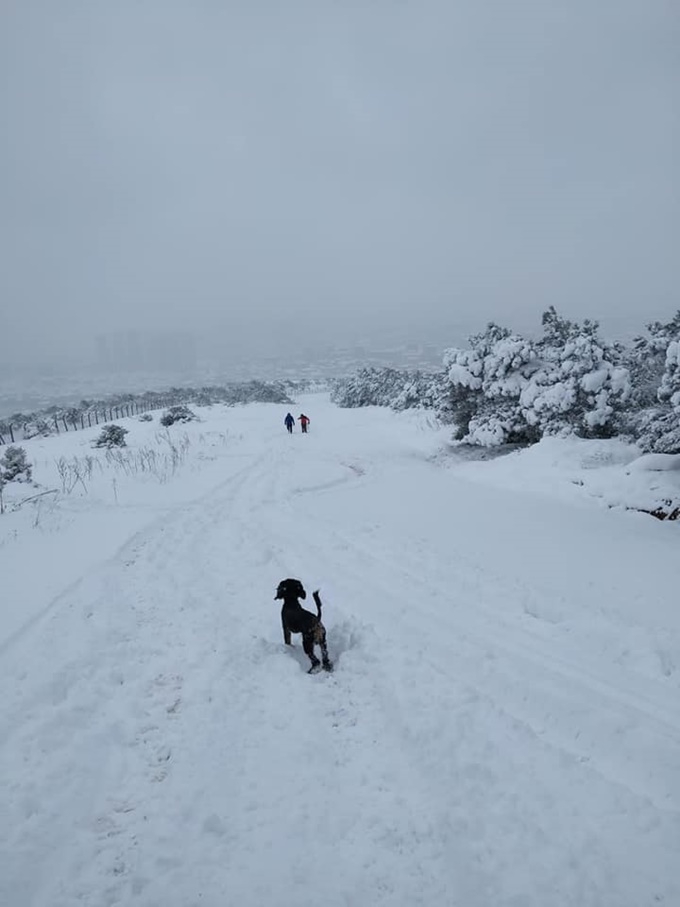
{"left": 275, "top": 578, "right": 306, "bottom": 601}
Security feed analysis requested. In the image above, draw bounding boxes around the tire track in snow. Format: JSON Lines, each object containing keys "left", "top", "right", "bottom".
{"left": 3, "top": 429, "right": 678, "bottom": 906}
{"left": 81, "top": 441, "right": 487, "bottom": 905}
{"left": 0, "top": 451, "right": 280, "bottom": 906}
{"left": 237, "top": 450, "right": 680, "bottom": 906}
{"left": 2, "top": 443, "right": 472, "bottom": 906}
{"left": 150, "top": 439, "right": 497, "bottom": 905}
{"left": 270, "top": 505, "right": 680, "bottom": 808}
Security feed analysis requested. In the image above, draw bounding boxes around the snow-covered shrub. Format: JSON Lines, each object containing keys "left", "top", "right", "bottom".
{"left": 519, "top": 308, "right": 630, "bottom": 440}
{"left": 440, "top": 324, "right": 540, "bottom": 444}
{"left": 331, "top": 367, "right": 441, "bottom": 411}
{"left": 65, "top": 408, "right": 83, "bottom": 429}
{"left": 21, "top": 418, "right": 56, "bottom": 440}
{"left": 658, "top": 339, "right": 680, "bottom": 412}
{"left": 236, "top": 380, "right": 291, "bottom": 405}
{"left": 625, "top": 312, "right": 680, "bottom": 408}
{"left": 160, "top": 404, "right": 197, "bottom": 427}
{"left": 391, "top": 372, "right": 445, "bottom": 411}
{"left": 465, "top": 400, "right": 540, "bottom": 447}
{"left": 620, "top": 311, "right": 680, "bottom": 453}
{"left": 632, "top": 339, "right": 680, "bottom": 454}
{"left": 438, "top": 311, "right": 631, "bottom": 447}
{"left": 1, "top": 446, "right": 32, "bottom": 482}
{"left": 634, "top": 410, "right": 680, "bottom": 455}
{"left": 331, "top": 367, "right": 399, "bottom": 408}
{"left": 440, "top": 345, "right": 484, "bottom": 436}
{"left": 139, "top": 413, "right": 153, "bottom": 422}
{"left": 94, "top": 424, "right": 129, "bottom": 448}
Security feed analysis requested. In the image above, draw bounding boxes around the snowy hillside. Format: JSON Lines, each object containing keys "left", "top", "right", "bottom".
{"left": 1, "top": 395, "right": 679, "bottom": 906}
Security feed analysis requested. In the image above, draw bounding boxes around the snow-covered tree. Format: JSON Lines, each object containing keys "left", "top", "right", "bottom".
{"left": 439, "top": 345, "right": 484, "bottom": 435}
{"left": 1, "top": 446, "right": 32, "bottom": 482}
{"left": 625, "top": 311, "right": 680, "bottom": 408}
{"left": 440, "top": 323, "right": 540, "bottom": 444}
{"left": 439, "top": 324, "right": 502, "bottom": 435}
{"left": 438, "top": 310, "right": 632, "bottom": 446}
{"left": 658, "top": 339, "right": 680, "bottom": 411}
{"left": 391, "top": 371, "right": 445, "bottom": 411}
{"left": 622, "top": 311, "right": 680, "bottom": 453}
{"left": 633, "top": 409, "right": 680, "bottom": 455}
{"left": 331, "top": 367, "right": 440, "bottom": 411}
{"left": 519, "top": 308, "right": 630, "bottom": 439}
{"left": 637, "top": 339, "right": 680, "bottom": 453}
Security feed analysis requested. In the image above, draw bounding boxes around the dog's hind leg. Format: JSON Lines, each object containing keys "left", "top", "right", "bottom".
{"left": 316, "top": 625, "right": 333, "bottom": 672}
{"left": 302, "top": 633, "right": 321, "bottom": 672}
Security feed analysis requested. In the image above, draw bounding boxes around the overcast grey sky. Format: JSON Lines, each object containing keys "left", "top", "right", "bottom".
{"left": 1, "top": 0, "right": 678, "bottom": 366}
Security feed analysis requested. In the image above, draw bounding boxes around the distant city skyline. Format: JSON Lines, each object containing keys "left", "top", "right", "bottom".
{"left": 2, "top": 3, "right": 677, "bottom": 376}
{"left": 0, "top": 303, "right": 680, "bottom": 382}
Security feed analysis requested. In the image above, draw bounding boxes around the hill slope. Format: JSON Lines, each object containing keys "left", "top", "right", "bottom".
{"left": 1, "top": 397, "right": 678, "bottom": 906}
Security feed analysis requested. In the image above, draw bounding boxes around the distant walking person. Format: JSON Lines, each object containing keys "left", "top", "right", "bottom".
{"left": 284, "top": 412, "right": 295, "bottom": 434}
{"left": 299, "top": 414, "right": 310, "bottom": 434}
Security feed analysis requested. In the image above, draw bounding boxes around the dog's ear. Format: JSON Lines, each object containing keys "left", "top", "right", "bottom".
{"left": 296, "top": 580, "right": 307, "bottom": 599}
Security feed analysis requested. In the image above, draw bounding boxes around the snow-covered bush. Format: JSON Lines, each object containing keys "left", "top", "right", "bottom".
{"left": 160, "top": 405, "right": 197, "bottom": 427}
{"left": 633, "top": 410, "right": 680, "bottom": 455}
{"left": 634, "top": 341, "right": 680, "bottom": 454}
{"left": 658, "top": 340, "right": 680, "bottom": 412}
{"left": 233, "top": 380, "right": 291, "bottom": 405}
{"left": 465, "top": 400, "right": 539, "bottom": 447}
{"left": 519, "top": 308, "right": 630, "bottom": 440}
{"left": 623, "top": 312, "right": 680, "bottom": 453}
{"left": 441, "top": 323, "right": 540, "bottom": 444}
{"left": 139, "top": 413, "right": 153, "bottom": 422}
{"left": 94, "top": 424, "right": 129, "bottom": 448}
{"left": 331, "top": 367, "right": 442, "bottom": 411}
{"left": 22, "top": 418, "right": 56, "bottom": 440}
{"left": 1, "top": 446, "right": 32, "bottom": 482}
{"left": 438, "top": 311, "right": 631, "bottom": 447}
{"left": 391, "top": 372, "right": 445, "bottom": 411}
{"left": 625, "top": 312, "right": 680, "bottom": 407}
{"left": 440, "top": 345, "right": 484, "bottom": 436}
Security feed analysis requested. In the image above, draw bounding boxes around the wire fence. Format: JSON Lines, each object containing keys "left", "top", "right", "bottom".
{"left": 0, "top": 396, "right": 183, "bottom": 445}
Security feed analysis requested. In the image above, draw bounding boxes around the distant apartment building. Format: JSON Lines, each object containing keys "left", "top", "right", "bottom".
{"left": 95, "top": 331, "right": 197, "bottom": 373}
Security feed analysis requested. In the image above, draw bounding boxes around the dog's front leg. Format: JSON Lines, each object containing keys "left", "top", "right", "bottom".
{"left": 282, "top": 615, "right": 292, "bottom": 646}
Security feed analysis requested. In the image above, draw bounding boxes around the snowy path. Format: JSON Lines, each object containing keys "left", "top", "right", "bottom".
{"left": 1, "top": 399, "right": 679, "bottom": 906}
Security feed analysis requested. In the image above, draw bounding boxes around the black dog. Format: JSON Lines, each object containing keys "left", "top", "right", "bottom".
{"left": 275, "top": 578, "right": 333, "bottom": 673}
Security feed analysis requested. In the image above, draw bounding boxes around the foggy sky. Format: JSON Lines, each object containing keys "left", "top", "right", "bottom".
{"left": 1, "top": 0, "right": 678, "bottom": 368}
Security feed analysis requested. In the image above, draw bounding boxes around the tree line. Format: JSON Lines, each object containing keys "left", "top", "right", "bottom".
{"left": 331, "top": 308, "right": 680, "bottom": 454}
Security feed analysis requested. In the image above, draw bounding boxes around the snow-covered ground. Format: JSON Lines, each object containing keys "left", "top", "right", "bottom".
{"left": 1, "top": 395, "right": 678, "bottom": 907}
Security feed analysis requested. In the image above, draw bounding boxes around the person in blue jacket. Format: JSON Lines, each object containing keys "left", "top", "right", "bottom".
{"left": 284, "top": 412, "right": 295, "bottom": 434}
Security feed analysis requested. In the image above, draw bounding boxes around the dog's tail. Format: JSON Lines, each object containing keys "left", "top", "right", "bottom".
{"left": 312, "top": 590, "right": 323, "bottom": 619}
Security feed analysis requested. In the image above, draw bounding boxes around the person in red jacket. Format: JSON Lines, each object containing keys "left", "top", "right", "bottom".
{"left": 299, "top": 413, "right": 310, "bottom": 434}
